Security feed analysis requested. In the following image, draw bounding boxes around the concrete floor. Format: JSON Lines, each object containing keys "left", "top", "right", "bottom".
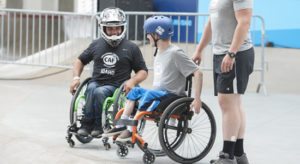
{"left": 0, "top": 78, "right": 299, "bottom": 164}
{"left": 0, "top": 46, "right": 300, "bottom": 164}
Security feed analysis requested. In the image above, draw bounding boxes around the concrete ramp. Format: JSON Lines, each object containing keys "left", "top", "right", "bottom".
{"left": 0, "top": 38, "right": 90, "bottom": 79}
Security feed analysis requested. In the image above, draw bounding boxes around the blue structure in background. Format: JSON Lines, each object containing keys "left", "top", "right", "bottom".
{"left": 153, "top": 0, "right": 300, "bottom": 49}
{"left": 197, "top": 0, "right": 300, "bottom": 49}
{"left": 153, "top": 0, "right": 198, "bottom": 43}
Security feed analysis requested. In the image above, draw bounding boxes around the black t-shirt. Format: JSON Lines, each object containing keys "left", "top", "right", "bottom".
{"left": 78, "top": 38, "right": 148, "bottom": 87}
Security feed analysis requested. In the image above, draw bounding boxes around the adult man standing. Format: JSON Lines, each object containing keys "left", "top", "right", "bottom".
{"left": 70, "top": 7, "right": 148, "bottom": 138}
{"left": 192, "top": 0, "right": 254, "bottom": 164}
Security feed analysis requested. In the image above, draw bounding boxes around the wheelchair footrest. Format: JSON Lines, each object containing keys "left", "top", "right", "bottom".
{"left": 113, "top": 119, "right": 139, "bottom": 126}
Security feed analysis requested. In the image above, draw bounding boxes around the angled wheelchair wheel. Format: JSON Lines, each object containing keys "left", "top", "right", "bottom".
{"left": 69, "top": 77, "right": 93, "bottom": 144}
{"left": 158, "top": 97, "right": 216, "bottom": 164}
{"left": 111, "top": 82, "right": 126, "bottom": 120}
{"left": 136, "top": 118, "right": 165, "bottom": 157}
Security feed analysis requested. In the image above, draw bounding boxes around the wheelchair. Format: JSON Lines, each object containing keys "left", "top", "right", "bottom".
{"left": 66, "top": 77, "right": 126, "bottom": 149}
{"left": 112, "top": 75, "right": 217, "bottom": 164}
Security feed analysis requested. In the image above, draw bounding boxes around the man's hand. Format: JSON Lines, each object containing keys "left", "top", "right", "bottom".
{"left": 190, "top": 98, "right": 202, "bottom": 114}
{"left": 192, "top": 52, "right": 202, "bottom": 66}
{"left": 123, "top": 79, "right": 135, "bottom": 95}
{"left": 70, "top": 79, "right": 80, "bottom": 95}
{"left": 221, "top": 54, "right": 235, "bottom": 73}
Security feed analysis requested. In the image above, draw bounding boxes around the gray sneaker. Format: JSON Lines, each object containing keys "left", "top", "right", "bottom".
{"left": 102, "top": 126, "right": 127, "bottom": 137}
{"left": 91, "top": 122, "right": 103, "bottom": 137}
{"left": 77, "top": 119, "right": 93, "bottom": 137}
{"left": 235, "top": 153, "right": 249, "bottom": 164}
{"left": 210, "top": 152, "right": 237, "bottom": 164}
{"left": 116, "top": 130, "right": 132, "bottom": 142}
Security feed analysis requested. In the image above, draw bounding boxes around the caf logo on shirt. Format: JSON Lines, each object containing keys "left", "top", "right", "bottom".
{"left": 102, "top": 52, "right": 119, "bottom": 68}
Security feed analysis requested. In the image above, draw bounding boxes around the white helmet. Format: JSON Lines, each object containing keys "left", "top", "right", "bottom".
{"left": 99, "top": 7, "right": 127, "bottom": 47}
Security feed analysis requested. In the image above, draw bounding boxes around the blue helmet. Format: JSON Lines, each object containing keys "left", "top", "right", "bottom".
{"left": 143, "top": 16, "right": 174, "bottom": 40}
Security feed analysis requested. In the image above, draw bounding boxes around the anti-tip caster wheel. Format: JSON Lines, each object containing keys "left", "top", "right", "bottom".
{"left": 68, "top": 139, "right": 75, "bottom": 148}
{"left": 116, "top": 145, "right": 129, "bottom": 158}
{"left": 143, "top": 151, "right": 156, "bottom": 164}
{"left": 104, "top": 143, "right": 111, "bottom": 150}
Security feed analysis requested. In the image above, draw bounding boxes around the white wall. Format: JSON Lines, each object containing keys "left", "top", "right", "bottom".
{"left": 74, "top": 0, "right": 96, "bottom": 13}
{"left": 23, "top": 0, "right": 59, "bottom": 11}
{"left": 0, "top": 0, "right": 7, "bottom": 8}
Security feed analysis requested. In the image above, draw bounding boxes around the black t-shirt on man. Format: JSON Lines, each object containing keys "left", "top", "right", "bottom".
{"left": 78, "top": 38, "right": 148, "bottom": 87}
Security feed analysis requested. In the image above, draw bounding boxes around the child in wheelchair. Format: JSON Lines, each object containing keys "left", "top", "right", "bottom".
{"left": 102, "top": 15, "right": 204, "bottom": 142}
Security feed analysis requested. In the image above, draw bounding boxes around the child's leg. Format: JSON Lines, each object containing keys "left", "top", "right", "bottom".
{"left": 115, "top": 100, "right": 135, "bottom": 128}
{"left": 123, "top": 100, "right": 136, "bottom": 117}
{"left": 127, "top": 110, "right": 141, "bottom": 132}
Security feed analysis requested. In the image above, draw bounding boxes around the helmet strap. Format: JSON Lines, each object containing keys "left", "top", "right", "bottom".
{"left": 151, "top": 34, "right": 160, "bottom": 57}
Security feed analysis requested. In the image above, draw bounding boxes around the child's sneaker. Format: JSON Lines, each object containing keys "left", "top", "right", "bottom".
{"left": 102, "top": 126, "right": 127, "bottom": 137}
{"left": 115, "top": 130, "right": 132, "bottom": 142}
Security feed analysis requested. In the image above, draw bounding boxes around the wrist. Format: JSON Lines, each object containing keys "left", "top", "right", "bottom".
{"left": 73, "top": 76, "right": 80, "bottom": 81}
{"left": 130, "top": 78, "right": 138, "bottom": 85}
{"left": 227, "top": 51, "right": 236, "bottom": 58}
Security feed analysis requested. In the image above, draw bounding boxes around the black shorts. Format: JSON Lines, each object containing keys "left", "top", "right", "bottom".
{"left": 213, "top": 47, "right": 254, "bottom": 96}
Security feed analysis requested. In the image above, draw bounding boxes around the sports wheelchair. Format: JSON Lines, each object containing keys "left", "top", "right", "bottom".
{"left": 66, "top": 77, "right": 126, "bottom": 149}
{"left": 112, "top": 75, "right": 217, "bottom": 164}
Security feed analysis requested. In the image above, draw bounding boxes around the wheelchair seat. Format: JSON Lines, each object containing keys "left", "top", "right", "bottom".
{"left": 155, "top": 96, "right": 185, "bottom": 115}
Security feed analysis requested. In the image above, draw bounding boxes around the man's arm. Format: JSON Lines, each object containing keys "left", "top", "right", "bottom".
{"left": 123, "top": 70, "right": 148, "bottom": 94}
{"left": 222, "top": 8, "right": 252, "bottom": 72}
{"left": 190, "top": 69, "right": 203, "bottom": 114}
{"left": 192, "top": 17, "right": 212, "bottom": 65}
{"left": 230, "top": 8, "right": 252, "bottom": 53}
{"left": 70, "top": 59, "right": 84, "bottom": 95}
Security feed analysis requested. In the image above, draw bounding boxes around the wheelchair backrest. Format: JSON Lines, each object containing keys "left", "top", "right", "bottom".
{"left": 185, "top": 74, "right": 193, "bottom": 97}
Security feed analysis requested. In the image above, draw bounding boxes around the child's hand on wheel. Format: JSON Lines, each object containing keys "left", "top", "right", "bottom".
{"left": 190, "top": 98, "right": 202, "bottom": 114}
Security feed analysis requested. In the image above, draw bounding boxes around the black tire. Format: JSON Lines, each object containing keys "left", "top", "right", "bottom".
{"left": 158, "top": 97, "right": 216, "bottom": 164}
{"left": 69, "top": 77, "right": 93, "bottom": 144}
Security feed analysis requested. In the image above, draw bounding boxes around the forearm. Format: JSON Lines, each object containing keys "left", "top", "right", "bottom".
{"left": 196, "top": 18, "right": 212, "bottom": 53}
{"left": 73, "top": 59, "right": 84, "bottom": 77}
{"left": 193, "top": 69, "right": 203, "bottom": 100}
{"left": 130, "top": 70, "right": 148, "bottom": 85}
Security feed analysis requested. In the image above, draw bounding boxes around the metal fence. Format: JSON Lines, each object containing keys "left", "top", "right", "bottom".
{"left": 0, "top": 9, "right": 267, "bottom": 94}
{"left": 0, "top": 8, "right": 93, "bottom": 69}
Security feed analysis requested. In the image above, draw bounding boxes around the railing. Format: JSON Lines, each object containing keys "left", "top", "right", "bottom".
{"left": 0, "top": 8, "right": 93, "bottom": 69}
{"left": 0, "top": 9, "right": 267, "bottom": 94}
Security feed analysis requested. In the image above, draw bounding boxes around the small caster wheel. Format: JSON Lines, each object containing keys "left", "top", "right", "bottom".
{"left": 68, "top": 140, "right": 75, "bottom": 148}
{"left": 143, "top": 151, "right": 155, "bottom": 164}
{"left": 116, "top": 145, "right": 129, "bottom": 158}
{"left": 104, "top": 143, "right": 111, "bottom": 150}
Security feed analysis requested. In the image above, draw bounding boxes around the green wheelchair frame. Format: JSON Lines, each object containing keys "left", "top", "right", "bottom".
{"left": 66, "top": 77, "right": 126, "bottom": 149}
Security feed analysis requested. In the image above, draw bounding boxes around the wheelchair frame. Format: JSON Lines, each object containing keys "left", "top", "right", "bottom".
{"left": 66, "top": 77, "right": 126, "bottom": 149}
{"left": 112, "top": 75, "right": 217, "bottom": 164}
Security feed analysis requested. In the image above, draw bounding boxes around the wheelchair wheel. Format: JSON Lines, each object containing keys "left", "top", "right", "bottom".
{"left": 136, "top": 118, "right": 165, "bottom": 156}
{"left": 158, "top": 97, "right": 216, "bottom": 164}
{"left": 112, "top": 82, "right": 126, "bottom": 120}
{"left": 69, "top": 77, "right": 93, "bottom": 144}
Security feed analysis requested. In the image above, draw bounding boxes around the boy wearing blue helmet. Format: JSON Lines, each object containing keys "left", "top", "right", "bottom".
{"left": 103, "top": 16, "right": 203, "bottom": 142}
